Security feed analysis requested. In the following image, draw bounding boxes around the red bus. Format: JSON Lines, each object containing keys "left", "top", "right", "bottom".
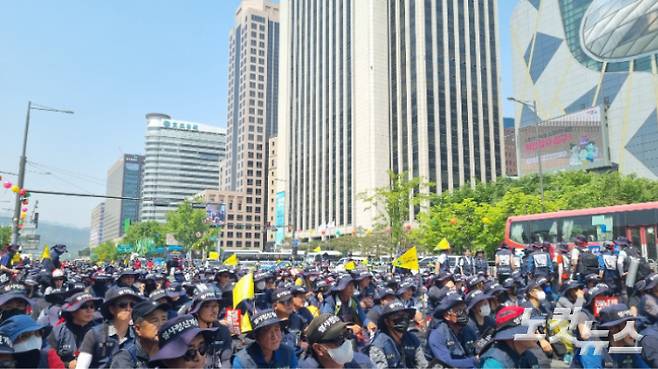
{"left": 505, "top": 201, "right": 658, "bottom": 262}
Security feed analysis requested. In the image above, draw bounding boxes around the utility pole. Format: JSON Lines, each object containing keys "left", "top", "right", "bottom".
{"left": 11, "top": 102, "right": 73, "bottom": 244}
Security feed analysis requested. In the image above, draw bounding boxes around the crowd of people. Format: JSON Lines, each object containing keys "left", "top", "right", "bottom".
{"left": 0, "top": 234, "right": 656, "bottom": 369}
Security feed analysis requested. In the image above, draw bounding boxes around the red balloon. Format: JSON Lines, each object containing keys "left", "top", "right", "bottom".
{"left": 2, "top": 182, "right": 11, "bottom": 189}
{"left": 19, "top": 189, "right": 26, "bottom": 196}
{"left": 22, "top": 200, "right": 29, "bottom": 205}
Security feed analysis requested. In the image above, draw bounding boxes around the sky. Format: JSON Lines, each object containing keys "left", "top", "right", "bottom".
{"left": 0, "top": 0, "right": 518, "bottom": 230}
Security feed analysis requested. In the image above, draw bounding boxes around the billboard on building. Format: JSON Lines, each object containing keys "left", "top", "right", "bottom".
{"left": 518, "top": 106, "right": 610, "bottom": 176}
{"left": 275, "top": 192, "right": 285, "bottom": 246}
{"left": 205, "top": 203, "right": 225, "bottom": 227}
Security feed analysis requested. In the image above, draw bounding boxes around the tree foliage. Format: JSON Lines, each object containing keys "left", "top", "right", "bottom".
{"left": 123, "top": 221, "right": 165, "bottom": 249}
{"left": 308, "top": 231, "right": 396, "bottom": 257}
{"left": 92, "top": 241, "right": 118, "bottom": 263}
{"left": 165, "top": 199, "right": 212, "bottom": 252}
{"left": 361, "top": 171, "right": 429, "bottom": 250}
{"left": 0, "top": 226, "right": 10, "bottom": 247}
{"left": 412, "top": 171, "right": 658, "bottom": 256}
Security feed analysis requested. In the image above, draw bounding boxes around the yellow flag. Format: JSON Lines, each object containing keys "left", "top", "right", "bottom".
{"left": 295, "top": 277, "right": 304, "bottom": 286}
{"left": 40, "top": 244, "right": 50, "bottom": 260}
{"left": 11, "top": 252, "right": 21, "bottom": 265}
{"left": 233, "top": 272, "right": 255, "bottom": 308}
{"left": 435, "top": 238, "right": 451, "bottom": 251}
{"left": 313, "top": 246, "right": 321, "bottom": 253}
{"left": 240, "top": 311, "right": 253, "bottom": 333}
{"left": 345, "top": 261, "right": 357, "bottom": 271}
{"left": 362, "top": 258, "right": 368, "bottom": 266}
{"left": 392, "top": 246, "right": 419, "bottom": 271}
{"left": 208, "top": 251, "right": 219, "bottom": 260}
{"left": 223, "top": 254, "right": 238, "bottom": 266}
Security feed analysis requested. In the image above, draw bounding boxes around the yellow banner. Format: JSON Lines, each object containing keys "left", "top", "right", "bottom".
{"left": 435, "top": 238, "right": 451, "bottom": 251}
{"left": 392, "top": 246, "right": 419, "bottom": 271}
{"left": 233, "top": 272, "right": 254, "bottom": 308}
{"left": 223, "top": 254, "right": 238, "bottom": 266}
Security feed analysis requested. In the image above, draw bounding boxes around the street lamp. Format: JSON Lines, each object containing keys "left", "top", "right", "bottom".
{"left": 11, "top": 101, "right": 74, "bottom": 244}
{"left": 507, "top": 97, "right": 545, "bottom": 212}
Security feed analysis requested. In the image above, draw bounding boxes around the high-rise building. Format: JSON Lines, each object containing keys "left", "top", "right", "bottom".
{"left": 503, "top": 117, "right": 517, "bottom": 176}
{"left": 140, "top": 113, "right": 227, "bottom": 223}
{"left": 388, "top": 0, "right": 504, "bottom": 190}
{"left": 218, "top": 0, "right": 279, "bottom": 250}
{"left": 89, "top": 202, "right": 105, "bottom": 248}
{"left": 104, "top": 154, "right": 144, "bottom": 241}
{"left": 511, "top": 0, "right": 658, "bottom": 178}
{"left": 277, "top": 0, "right": 503, "bottom": 239}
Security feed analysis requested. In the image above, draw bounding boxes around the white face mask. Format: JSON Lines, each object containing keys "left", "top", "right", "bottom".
{"left": 13, "top": 335, "right": 42, "bottom": 353}
{"left": 327, "top": 340, "right": 354, "bottom": 365}
{"left": 478, "top": 303, "right": 491, "bottom": 317}
{"left": 535, "top": 291, "right": 546, "bottom": 302}
{"left": 256, "top": 281, "right": 266, "bottom": 290}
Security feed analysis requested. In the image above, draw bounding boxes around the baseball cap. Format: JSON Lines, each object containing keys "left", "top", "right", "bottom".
{"left": 62, "top": 292, "right": 101, "bottom": 313}
{"left": 305, "top": 314, "right": 350, "bottom": 345}
{"left": 272, "top": 288, "right": 293, "bottom": 303}
{"left": 598, "top": 304, "right": 636, "bottom": 328}
{"left": 0, "top": 314, "right": 47, "bottom": 342}
{"left": 132, "top": 299, "right": 170, "bottom": 322}
{"left": 493, "top": 306, "right": 528, "bottom": 340}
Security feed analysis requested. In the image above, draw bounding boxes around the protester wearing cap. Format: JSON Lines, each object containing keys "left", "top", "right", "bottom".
{"left": 0, "top": 244, "right": 20, "bottom": 275}
{"left": 599, "top": 304, "right": 651, "bottom": 368}
{"left": 48, "top": 292, "right": 102, "bottom": 368}
{"left": 366, "top": 288, "right": 396, "bottom": 333}
{"left": 149, "top": 314, "right": 216, "bottom": 369}
{"left": 465, "top": 289, "right": 495, "bottom": 341}
{"left": 368, "top": 299, "right": 427, "bottom": 369}
{"left": 479, "top": 306, "right": 544, "bottom": 369}
{"left": 254, "top": 272, "right": 275, "bottom": 311}
{"left": 556, "top": 280, "right": 585, "bottom": 310}
{"left": 320, "top": 275, "right": 368, "bottom": 331}
{"left": 0, "top": 284, "right": 32, "bottom": 323}
{"left": 291, "top": 286, "right": 315, "bottom": 325}
{"left": 426, "top": 292, "right": 477, "bottom": 368}
{"left": 44, "top": 268, "right": 66, "bottom": 295}
{"left": 232, "top": 309, "right": 298, "bottom": 369}
{"left": 114, "top": 269, "right": 139, "bottom": 292}
{"left": 109, "top": 299, "right": 169, "bottom": 369}
{"left": 300, "top": 313, "right": 374, "bottom": 369}
{"left": 521, "top": 277, "right": 551, "bottom": 317}
{"left": 188, "top": 285, "right": 233, "bottom": 369}
{"left": 75, "top": 286, "right": 143, "bottom": 369}
{"left": 0, "top": 314, "right": 53, "bottom": 368}
{"left": 149, "top": 289, "right": 178, "bottom": 319}
{"left": 272, "top": 287, "right": 307, "bottom": 353}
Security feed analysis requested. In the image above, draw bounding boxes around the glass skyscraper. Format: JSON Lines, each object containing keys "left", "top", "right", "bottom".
{"left": 140, "top": 113, "right": 227, "bottom": 223}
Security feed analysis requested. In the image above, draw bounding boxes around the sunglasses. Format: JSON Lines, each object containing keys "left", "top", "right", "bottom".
{"left": 320, "top": 331, "right": 354, "bottom": 346}
{"left": 114, "top": 301, "right": 135, "bottom": 309}
{"left": 183, "top": 344, "right": 207, "bottom": 361}
{"left": 80, "top": 303, "right": 96, "bottom": 310}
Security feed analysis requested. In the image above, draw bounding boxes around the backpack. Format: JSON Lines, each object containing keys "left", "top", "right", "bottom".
{"left": 625, "top": 246, "right": 653, "bottom": 281}
{"left": 578, "top": 252, "right": 599, "bottom": 276}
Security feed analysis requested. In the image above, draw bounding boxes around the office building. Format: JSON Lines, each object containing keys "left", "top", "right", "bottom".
{"left": 266, "top": 136, "right": 278, "bottom": 247}
{"left": 277, "top": 0, "right": 503, "bottom": 239}
{"left": 195, "top": 189, "right": 255, "bottom": 249}
{"left": 89, "top": 202, "right": 105, "bottom": 248}
{"left": 512, "top": 0, "right": 658, "bottom": 178}
{"left": 140, "top": 113, "right": 226, "bottom": 223}
{"left": 388, "top": 0, "right": 504, "bottom": 190}
{"left": 219, "top": 0, "right": 279, "bottom": 250}
{"left": 503, "top": 117, "right": 517, "bottom": 176}
{"left": 104, "top": 154, "right": 144, "bottom": 241}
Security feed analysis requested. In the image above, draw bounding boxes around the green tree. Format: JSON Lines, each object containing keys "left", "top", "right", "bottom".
{"left": 92, "top": 241, "right": 118, "bottom": 263}
{"left": 123, "top": 221, "right": 165, "bottom": 247}
{"left": 166, "top": 200, "right": 211, "bottom": 252}
{"left": 0, "top": 226, "right": 10, "bottom": 247}
{"left": 361, "top": 171, "right": 429, "bottom": 250}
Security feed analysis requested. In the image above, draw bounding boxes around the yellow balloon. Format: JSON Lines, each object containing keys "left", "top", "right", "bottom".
{"left": 10, "top": 185, "right": 20, "bottom": 193}
{"left": 20, "top": 213, "right": 27, "bottom": 219}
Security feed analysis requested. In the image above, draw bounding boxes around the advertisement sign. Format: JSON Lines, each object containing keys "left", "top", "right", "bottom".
{"left": 518, "top": 106, "right": 609, "bottom": 176}
{"left": 275, "top": 192, "right": 285, "bottom": 246}
{"left": 205, "top": 203, "right": 225, "bottom": 227}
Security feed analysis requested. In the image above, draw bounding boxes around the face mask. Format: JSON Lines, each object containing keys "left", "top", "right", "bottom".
{"left": 479, "top": 304, "right": 491, "bottom": 317}
{"left": 456, "top": 310, "right": 469, "bottom": 325}
{"left": 327, "top": 340, "right": 354, "bottom": 365}
{"left": 256, "top": 281, "right": 266, "bottom": 291}
{"left": 391, "top": 318, "right": 409, "bottom": 333}
{"left": 535, "top": 291, "right": 546, "bottom": 302}
{"left": 13, "top": 336, "right": 42, "bottom": 353}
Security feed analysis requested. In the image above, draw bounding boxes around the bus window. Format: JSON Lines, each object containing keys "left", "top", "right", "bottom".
{"left": 561, "top": 215, "right": 613, "bottom": 243}
{"left": 511, "top": 222, "right": 529, "bottom": 244}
